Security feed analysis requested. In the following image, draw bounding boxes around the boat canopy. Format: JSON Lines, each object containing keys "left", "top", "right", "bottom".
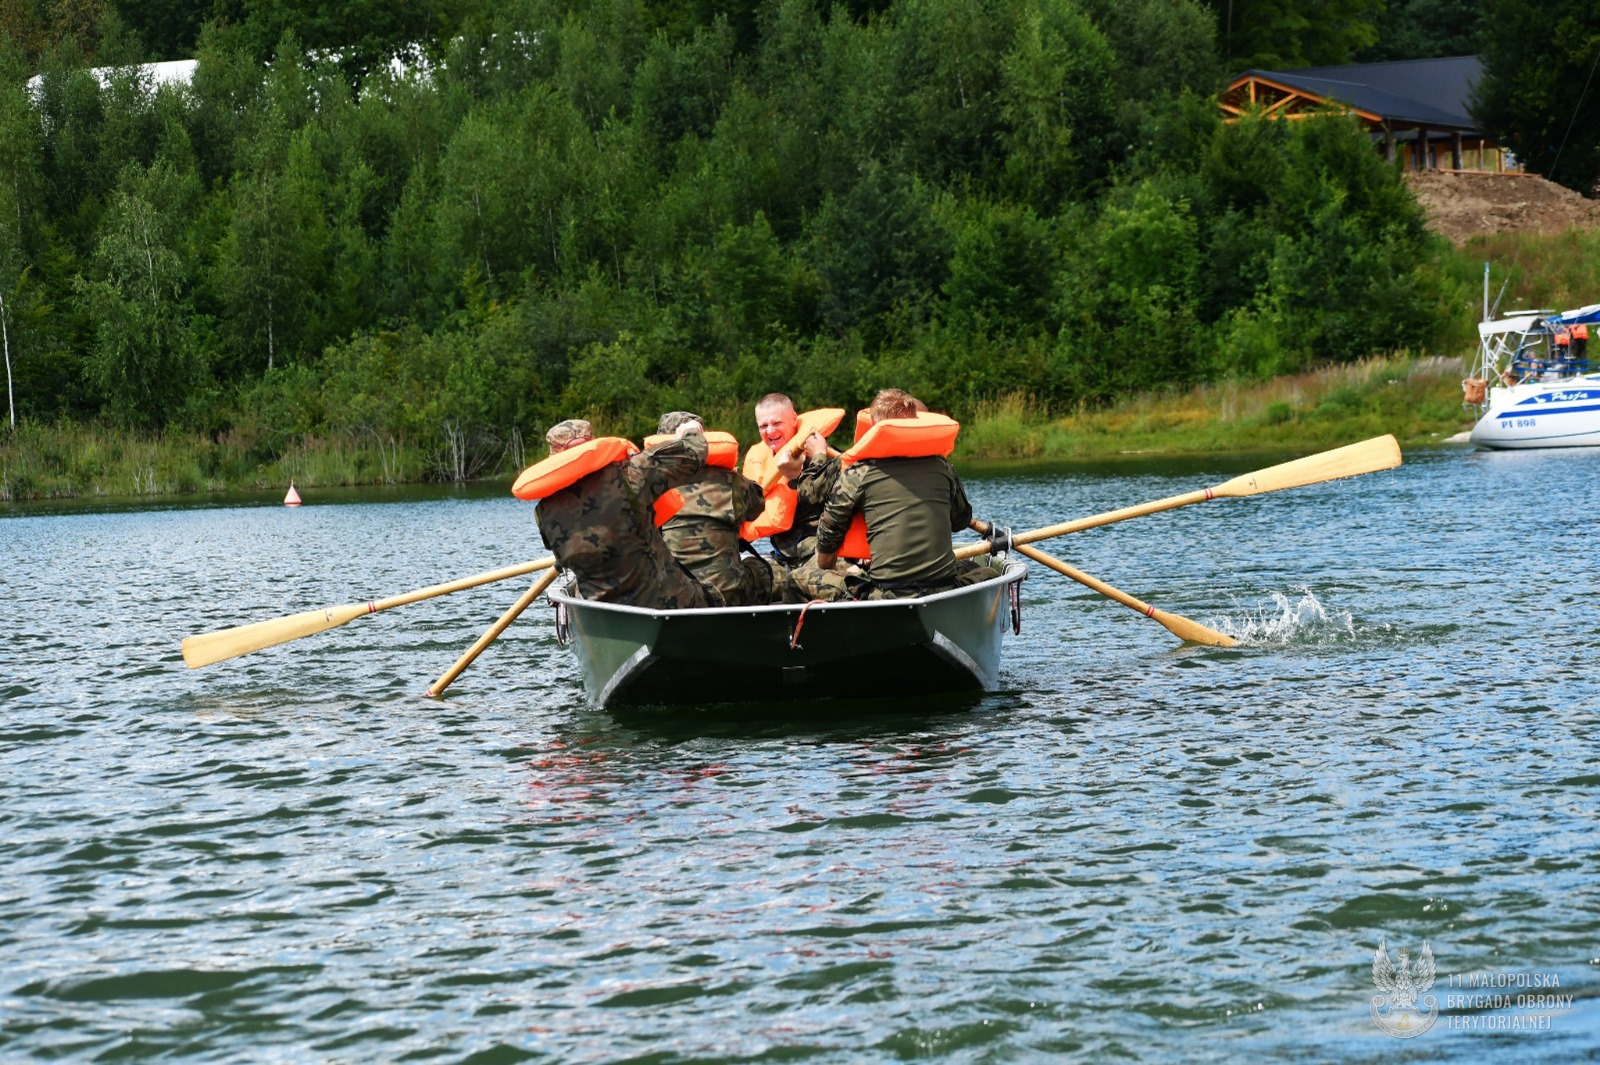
{"left": 1551, "top": 304, "right": 1600, "bottom": 327}
{"left": 1477, "top": 313, "right": 1544, "bottom": 339}
{"left": 1470, "top": 300, "right": 1597, "bottom": 396}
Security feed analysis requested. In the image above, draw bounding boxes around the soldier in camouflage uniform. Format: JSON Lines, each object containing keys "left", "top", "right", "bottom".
{"left": 770, "top": 449, "right": 841, "bottom": 565}
{"left": 754, "top": 393, "right": 842, "bottom": 567}
{"left": 791, "top": 389, "right": 1001, "bottom": 602}
{"left": 653, "top": 411, "right": 789, "bottom": 606}
{"left": 533, "top": 418, "right": 714, "bottom": 609}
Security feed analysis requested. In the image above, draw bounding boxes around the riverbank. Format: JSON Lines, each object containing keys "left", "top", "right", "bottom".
{"left": 0, "top": 354, "right": 1473, "bottom": 503}
{"left": 958, "top": 353, "right": 1471, "bottom": 459}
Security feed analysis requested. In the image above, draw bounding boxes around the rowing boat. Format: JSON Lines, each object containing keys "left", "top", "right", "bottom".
{"left": 545, "top": 561, "right": 1028, "bottom": 707}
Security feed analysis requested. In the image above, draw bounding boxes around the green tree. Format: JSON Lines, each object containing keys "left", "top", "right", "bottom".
{"left": 1357, "top": 0, "right": 1482, "bottom": 62}
{"left": 1473, "top": 0, "right": 1600, "bottom": 195}
{"left": 996, "top": 0, "right": 1117, "bottom": 207}
{"left": 1053, "top": 182, "right": 1204, "bottom": 399}
{"left": 216, "top": 127, "right": 326, "bottom": 375}
{"left": 76, "top": 158, "right": 201, "bottom": 425}
{"left": 0, "top": 41, "right": 42, "bottom": 428}
{"left": 186, "top": 22, "right": 266, "bottom": 185}
{"left": 1204, "top": 0, "right": 1382, "bottom": 71}
{"left": 879, "top": 0, "right": 1008, "bottom": 181}
{"left": 212, "top": 0, "right": 486, "bottom": 77}
{"left": 1081, "top": 0, "right": 1221, "bottom": 153}
{"left": 109, "top": 0, "right": 207, "bottom": 60}
{"left": 802, "top": 164, "right": 949, "bottom": 342}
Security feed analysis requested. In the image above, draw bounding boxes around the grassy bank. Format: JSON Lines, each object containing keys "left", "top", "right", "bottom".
{"left": 0, "top": 354, "right": 1472, "bottom": 503}
{"left": 956, "top": 354, "right": 1472, "bottom": 460}
{"left": 0, "top": 423, "right": 452, "bottom": 503}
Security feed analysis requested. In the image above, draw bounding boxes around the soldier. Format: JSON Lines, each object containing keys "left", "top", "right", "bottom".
{"left": 528, "top": 417, "right": 712, "bottom": 609}
{"left": 748, "top": 393, "right": 842, "bottom": 566}
{"left": 794, "top": 389, "right": 1000, "bottom": 601}
{"left": 651, "top": 411, "right": 788, "bottom": 606}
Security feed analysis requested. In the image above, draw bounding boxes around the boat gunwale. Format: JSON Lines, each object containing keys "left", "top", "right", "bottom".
{"left": 547, "top": 559, "right": 1027, "bottom": 619}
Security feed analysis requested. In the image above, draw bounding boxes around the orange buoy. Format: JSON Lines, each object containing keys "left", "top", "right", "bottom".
{"left": 284, "top": 482, "right": 302, "bottom": 506}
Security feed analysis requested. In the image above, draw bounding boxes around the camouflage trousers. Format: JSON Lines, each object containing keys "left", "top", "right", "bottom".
{"left": 665, "top": 518, "right": 788, "bottom": 606}
{"left": 687, "top": 553, "right": 794, "bottom": 607}
{"left": 786, "top": 559, "right": 1003, "bottom": 602}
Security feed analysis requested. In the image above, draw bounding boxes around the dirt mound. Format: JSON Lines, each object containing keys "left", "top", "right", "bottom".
{"left": 1404, "top": 170, "right": 1600, "bottom": 244}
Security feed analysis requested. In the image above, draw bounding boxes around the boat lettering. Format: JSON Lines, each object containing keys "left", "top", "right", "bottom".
{"left": 1514, "top": 417, "right": 1538, "bottom": 428}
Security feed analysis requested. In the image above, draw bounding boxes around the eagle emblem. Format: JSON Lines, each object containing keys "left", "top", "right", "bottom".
{"left": 1370, "top": 939, "right": 1439, "bottom": 1038}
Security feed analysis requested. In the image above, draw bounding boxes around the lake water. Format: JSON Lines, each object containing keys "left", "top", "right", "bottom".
{"left": 3, "top": 444, "right": 1598, "bottom": 1061}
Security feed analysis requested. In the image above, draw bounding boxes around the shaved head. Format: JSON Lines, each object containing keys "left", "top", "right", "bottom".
{"left": 755, "top": 394, "right": 800, "bottom": 451}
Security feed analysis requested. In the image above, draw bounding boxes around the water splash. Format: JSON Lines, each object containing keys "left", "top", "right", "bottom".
{"left": 1214, "top": 588, "right": 1356, "bottom": 646}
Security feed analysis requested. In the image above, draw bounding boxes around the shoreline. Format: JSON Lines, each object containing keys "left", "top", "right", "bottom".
{"left": 1, "top": 355, "right": 1475, "bottom": 505}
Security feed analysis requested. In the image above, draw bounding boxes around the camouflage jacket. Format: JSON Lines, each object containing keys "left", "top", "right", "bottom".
{"left": 768, "top": 454, "right": 841, "bottom": 562}
{"left": 534, "top": 434, "right": 710, "bottom": 609}
{"left": 661, "top": 467, "right": 764, "bottom": 601}
{"left": 815, "top": 456, "right": 972, "bottom": 586}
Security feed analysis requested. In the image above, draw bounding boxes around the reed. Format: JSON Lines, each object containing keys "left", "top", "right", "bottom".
{"left": 0, "top": 422, "right": 440, "bottom": 502}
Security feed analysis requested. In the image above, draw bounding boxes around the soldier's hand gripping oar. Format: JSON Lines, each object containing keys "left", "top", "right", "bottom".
{"left": 970, "top": 520, "right": 1236, "bottom": 647}
{"left": 955, "top": 434, "right": 1402, "bottom": 562}
{"left": 424, "top": 568, "right": 562, "bottom": 698}
{"left": 180, "top": 557, "right": 557, "bottom": 669}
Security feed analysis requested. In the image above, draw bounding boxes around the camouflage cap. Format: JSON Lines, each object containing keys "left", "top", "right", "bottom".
{"left": 545, "top": 418, "right": 594, "bottom": 452}
{"left": 656, "top": 410, "right": 704, "bottom": 434}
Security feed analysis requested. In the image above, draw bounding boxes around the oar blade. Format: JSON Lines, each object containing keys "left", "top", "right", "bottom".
{"left": 1213, "top": 434, "right": 1401, "bottom": 498}
{"left": 181, "top": 603, "right": 369, "bottom": 669}
{"left": 1151, "top": 608, "right": 1238, "bottom": 647}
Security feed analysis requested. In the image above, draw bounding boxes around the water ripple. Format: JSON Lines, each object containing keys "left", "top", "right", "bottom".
{"left": 2, "top": 454, "right": 1597, "bottom": 1060}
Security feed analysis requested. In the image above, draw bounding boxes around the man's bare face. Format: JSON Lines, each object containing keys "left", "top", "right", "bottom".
{"left": 756, "top": 403, "right": 799, "bottom": 451}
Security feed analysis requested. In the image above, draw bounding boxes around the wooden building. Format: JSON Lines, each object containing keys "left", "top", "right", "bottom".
{"left": 1222, "top": 56, "right": 1520, "bottom": 174}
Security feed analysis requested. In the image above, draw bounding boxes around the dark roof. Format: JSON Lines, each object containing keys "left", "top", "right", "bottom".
{"left": 1239, "top": 56, "right": 1483, "bottom": 131}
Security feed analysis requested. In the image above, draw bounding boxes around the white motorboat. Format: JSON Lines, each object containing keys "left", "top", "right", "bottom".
{"left": 1465, "top": 302, "right": 1600, "bottom": 449}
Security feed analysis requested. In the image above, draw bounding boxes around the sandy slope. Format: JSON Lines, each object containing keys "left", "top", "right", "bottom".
{"left": 1404, "top": 169, "right": 1600, "bottom": 244}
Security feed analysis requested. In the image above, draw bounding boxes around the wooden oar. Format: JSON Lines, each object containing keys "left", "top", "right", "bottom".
{"left": 971, "top": 520, "right": 1235, "bottom": 647}
{"left": 181, "top": 557, "right": 556, "bottom": 669}
{"left": 424, "top": 569, "right": 561, "bottom": 698}
{"left": 956, "top": 434, "right": 1401, "bottom": 560}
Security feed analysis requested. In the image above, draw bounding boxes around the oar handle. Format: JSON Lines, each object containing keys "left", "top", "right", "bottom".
{"left": 425, "top": 568, "right": 562, "bottom": 698}
{"left": 953, "top": 489, "right": 1209, "bottom": 560}
{"left": 373, "top": 557, "right": 555, "bottom": 610}
{"left": 1011, "top": 488, "right": 1213, "bottom": 547}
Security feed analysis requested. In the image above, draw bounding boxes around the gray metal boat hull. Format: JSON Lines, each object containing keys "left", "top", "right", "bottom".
{"left": 547, "top": 562, "right": 1027, "bottom": 707}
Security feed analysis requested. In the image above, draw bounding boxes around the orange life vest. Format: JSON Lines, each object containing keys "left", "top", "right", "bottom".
{"left": 834, "top": 412, "right": 962, "bottom": 559}
{"left": 1555, "top": 330, "right": 1571, "bottom": 348}
{"left": 643, "top": 430, "right": 740, "bottom": 470}
{"left": 511, "top": 437, "right": 638, "bottom": 501}
{"left": 1573, "top": 324, "right": 1590, "bottom": 341}
{"left": 739, "top": 408, "right": 846, "bottom": 541}
{"left": 646, "top": 431, "right": 742, "bottom": 525}
{"left": 852, "top": 408, "right": 872, "bottom": 443}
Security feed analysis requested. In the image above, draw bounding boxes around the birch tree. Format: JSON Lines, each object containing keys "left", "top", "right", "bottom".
{"left": 76, "top": 158, "right": 200, "bottom": 425}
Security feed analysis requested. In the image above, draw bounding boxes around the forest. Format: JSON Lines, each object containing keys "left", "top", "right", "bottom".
{"left": 0, "top": 0, "right": 1596, "bottom": 494}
